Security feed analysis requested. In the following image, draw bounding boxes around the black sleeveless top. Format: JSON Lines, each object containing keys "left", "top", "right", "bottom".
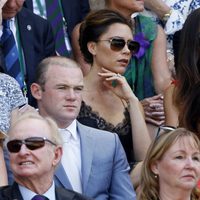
{"left": 77, "top": 101, "right": 135, "bottom": 164}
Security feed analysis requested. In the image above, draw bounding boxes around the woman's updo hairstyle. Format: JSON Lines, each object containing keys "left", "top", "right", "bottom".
{"left": 79, "top": 9, "right": 132, "bottom": 64}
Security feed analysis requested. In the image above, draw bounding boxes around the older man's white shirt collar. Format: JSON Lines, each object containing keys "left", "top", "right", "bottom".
{"left": 19, "top": 181, "right": 56, "bottom": 200}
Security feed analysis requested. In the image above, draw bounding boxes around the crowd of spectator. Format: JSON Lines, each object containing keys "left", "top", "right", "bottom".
{"left": 1, "top": 0, "right": 200, "bottom": 199}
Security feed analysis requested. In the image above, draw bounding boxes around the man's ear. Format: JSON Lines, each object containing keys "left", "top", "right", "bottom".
{"left": 31, "top": 83, "right": 43, "bottom": 100}
{"left": 87, "top": 41, "right": 97, "bottom": 56}
{"left": 52, "top": 146, "right": 63, "bottom": 167}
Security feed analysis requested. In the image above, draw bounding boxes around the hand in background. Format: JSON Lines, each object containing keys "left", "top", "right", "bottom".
{"left": 141, "top": 94, "right": 165, "bottom": 126}
{"left": 143, "top": 0, "right": 171, "bottom": 19}
{"left": 10, "top": 104, "right": 38, "bottom": 126}
{"left": 0, "top": 0, "right": 7, "bottom": 37}
{"left": 0, "top": 0, "right": 7, "bottom": 24}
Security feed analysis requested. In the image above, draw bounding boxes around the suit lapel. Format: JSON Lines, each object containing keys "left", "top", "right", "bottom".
{"left": 2, "top": 182, "right": 24, "bottom": 200}
{"left": 54, "top": 162, "right": 73, "bottom": 190}
{"left": 23, "top": 0, "right": 34, "bottom": 10}
{"left": 55, "top": 187, "right": 76, "bottom": 200}
{"left": 77, "top": 122, "right": 95, "bottom": 193}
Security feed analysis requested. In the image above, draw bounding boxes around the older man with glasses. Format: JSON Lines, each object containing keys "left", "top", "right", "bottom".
{"left": 0, "top": 112, "right": 92, "bottom": 200}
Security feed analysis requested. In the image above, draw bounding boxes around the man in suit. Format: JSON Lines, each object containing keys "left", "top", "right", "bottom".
{"left": 31, "top": 56, "right": 136, "bottom": 200}
{"left": 1, "top": 0, "right": 56, "bottom": 107}
{"left": 0, "top": 112, "right": 92, "bottom": 200}
{"left": 24, "top": 0, "right": 90, "bottom": 57}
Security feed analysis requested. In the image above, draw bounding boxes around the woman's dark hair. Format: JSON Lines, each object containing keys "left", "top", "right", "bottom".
{"left": 79, "top": 9, "right": 132, "bottom": 64}
{"left": 175, "top": 8, "right": 200, "bottom": 111}
{"left": 181, "top": 82, "right": 200, "bottom": 137}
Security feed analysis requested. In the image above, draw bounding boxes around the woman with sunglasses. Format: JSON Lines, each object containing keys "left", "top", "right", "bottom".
{"left": 138, "top": 128, "right": 200, "bottom": 200}
{"left": 77, "top": 9, "right": 150, "bottom": 181}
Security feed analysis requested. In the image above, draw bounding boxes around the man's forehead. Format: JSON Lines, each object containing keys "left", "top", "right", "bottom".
{"left": 47, "top": 64, "right": 82, "bottom": 76}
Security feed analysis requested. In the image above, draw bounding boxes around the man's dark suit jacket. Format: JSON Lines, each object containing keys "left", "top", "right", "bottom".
{"left": 16, "top": 7, "right": 56, "bottom": 106}
{"left": 0, "top": 182, "right": 93, "bottom": 200}
{"left": 24, "top": 0, "right": 90, "bottom": 39}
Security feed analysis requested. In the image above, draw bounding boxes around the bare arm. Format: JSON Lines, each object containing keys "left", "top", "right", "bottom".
{"left": 144, "top": 0, "right": 171, "bottom": 19}
{"left": 0, "top": 146, "right": 8, "bottom": 186}
{"left": 151, "top": 25, "right": 171, "bottom": 94}
{"left": 98, "top": 68, "right": 151, "bottom": 161}
{"left": 164, "top": 83, "right": 179, "bottom": 127}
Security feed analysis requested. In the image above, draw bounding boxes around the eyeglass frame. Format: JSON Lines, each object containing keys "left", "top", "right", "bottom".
{"left": 155, "top": 125, "right": 176, "bottom": 139}
{"left": 97, "top": 37, "right": 140, "bottom": 54}
{"left": 7, "top": 136, "right": 56, "bottom": 153}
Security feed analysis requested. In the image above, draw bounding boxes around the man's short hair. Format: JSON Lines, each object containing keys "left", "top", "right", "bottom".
{"left": 35, "top": 56, "right": 81, "bottom": 90}
{"left": 8, "top": 112, "right": 62, "bottom": 146}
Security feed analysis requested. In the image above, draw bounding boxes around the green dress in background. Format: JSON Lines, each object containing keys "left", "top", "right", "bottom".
{"left": 124, "top": 15, "right": 157, "bottom": 100}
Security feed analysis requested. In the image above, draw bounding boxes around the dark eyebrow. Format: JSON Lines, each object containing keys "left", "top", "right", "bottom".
{"left": 56, "top": 84, "right": 84, "bottom": 88}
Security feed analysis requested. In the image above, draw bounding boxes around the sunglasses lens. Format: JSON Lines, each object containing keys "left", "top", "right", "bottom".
{"left": 7, "top": 137, "right": 46, "bottom": 153}
{"left": 7, "top": 140, "right": 22, "bottom": 153}
{"left": 128, "top": 41, "right": 140, "bottom": 54}
{"left": 25, "top": 138, "right": 45, "bottom": 150}
{"left": 110, "top": 38, "right": 125, "bottom": 51}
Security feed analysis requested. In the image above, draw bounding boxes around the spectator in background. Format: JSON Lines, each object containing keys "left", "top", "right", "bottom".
{"left": 1, "top": 112, "right": 92, "bottom": 200}
{"left": 143, "top": 0, "right": 200, "bottom": 77}
{"left": 138, "top": 128, "right": 200, "bottom": 200}
{"left": 181, "top": 82, "right": 200, "bottom": 135}
{"left": 31, "top": 56, "right": 137, "bottom": 199}
{"left": 143, "top": 0, "right": 200, "bottom": 42}
{"left": 24, "top": 0, "right": 90, "bottom": 57}
{"left": 1, "top": 0, "right": 55, "bottom": 107}
{"left": 164, "top": 8, "right": 200, "bottom": 128}
{"left": 0, "top": 130, "right": 7, "bottom": 186}
{"left": 0, "top": 73, "right": 26, "bottom": 134}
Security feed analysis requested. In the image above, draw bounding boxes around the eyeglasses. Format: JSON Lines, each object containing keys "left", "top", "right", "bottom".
{"left": 7, "top": 137, "right": 56, "bottom": 153}
{"left": 98, "top": 37, "right": 140, "bottom": 54}
{"left": 156, "top": 126, "right": 176, "bottom": 139}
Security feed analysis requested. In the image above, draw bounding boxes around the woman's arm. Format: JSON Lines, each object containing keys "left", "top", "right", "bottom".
{"left": 98, "top": 68, "right": 151, "bottom": 161}
{"left": 144, "top": 0, "right": 171, "bottom": 19}
{"left": 151, "top": 25, "right": 171, "bottom": 94}
{"left": 0, "top": 145, "right": 8, "bottom": 186}
{"left": 164, "top": 83, "right": 179, "bottom": 127}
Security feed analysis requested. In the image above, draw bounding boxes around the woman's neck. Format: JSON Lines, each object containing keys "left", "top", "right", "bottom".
{"left": 159, "top": 185, "right": 192, "bottom": 200}
{"left": 84, "top": 65, "right": 110, "bottom": 93}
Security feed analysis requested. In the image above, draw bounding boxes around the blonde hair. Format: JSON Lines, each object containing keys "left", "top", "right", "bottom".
{"left": 8, "top": 112, "right": 62, "bottom": 146}
{"left": 138, "top": 128, "right": 200, "bottom": 200}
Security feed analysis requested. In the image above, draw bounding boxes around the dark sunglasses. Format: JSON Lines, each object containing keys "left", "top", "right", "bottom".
{"left": 7, "top": 137, "right": 56, "bottom": 153}
{"left": 156, "top": 126, "right": 176, "bottom": 139}
{"left": 98, "top": 37, "right": 140, "bottom": 54}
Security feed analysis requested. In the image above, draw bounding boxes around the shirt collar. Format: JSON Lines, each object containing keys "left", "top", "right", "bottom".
{"left": 61, "top": 119, "right": 78, "bottom": 141}
{"left": 18, "top": 181, "right": 56, "bottom": 200}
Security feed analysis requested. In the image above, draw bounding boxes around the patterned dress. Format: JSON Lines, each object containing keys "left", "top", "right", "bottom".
{"left": 142, "top": 0, "right": 200, "bottom": 50}
{"left": 0, "top": 73, "right": 26, "bottom": 133}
